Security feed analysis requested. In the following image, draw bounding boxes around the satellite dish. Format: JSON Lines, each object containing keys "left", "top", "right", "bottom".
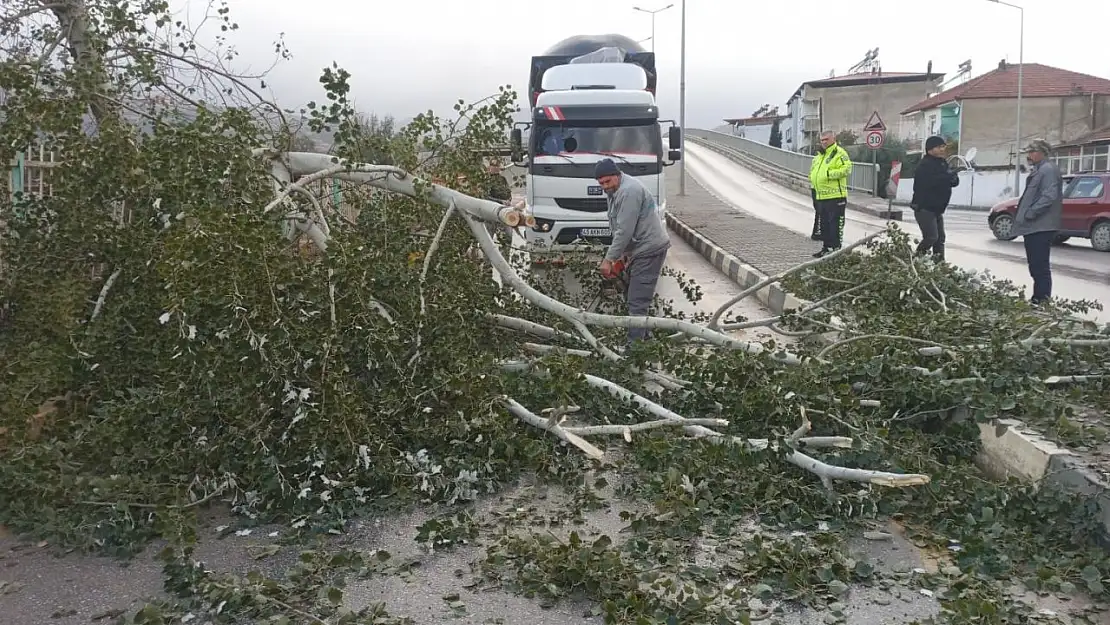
{"left": 965, "top": 147, "right": 978, "bottom": 162}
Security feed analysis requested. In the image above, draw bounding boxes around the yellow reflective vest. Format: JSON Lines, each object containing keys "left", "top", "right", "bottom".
{"left": 809, "top": 143, "right": 853, "bottom": 200}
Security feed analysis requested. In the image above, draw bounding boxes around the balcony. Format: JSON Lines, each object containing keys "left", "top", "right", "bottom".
{"left": 802, "top": 117, "right": 822, "bottom": 132}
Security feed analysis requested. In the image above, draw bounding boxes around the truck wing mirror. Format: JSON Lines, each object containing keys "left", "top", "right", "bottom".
{"left": 668, "top": 126, "right": 682, "bottom": 150}
{"left": 510, "top": 128, "right": 523, "bottom": 163}
{"left": 668, "top": 149, "right": 682, "bottom": 162}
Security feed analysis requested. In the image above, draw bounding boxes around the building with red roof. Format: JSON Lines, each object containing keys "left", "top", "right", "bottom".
{"left": 899, "top": 61, "right": 1110, "bottom": 169}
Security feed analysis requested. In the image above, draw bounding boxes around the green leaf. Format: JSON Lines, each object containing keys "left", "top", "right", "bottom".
{"left": 1081, "top": 565, "right": 1102, "bottom": 583}
{"left": 853, "top": 560, "right": 875, "bottom": 579}
{"left": 980, "top": 506, "right": 995, "bottom": 523}
{"left": 326, "top": 586, "right": 343, "bottom": 604}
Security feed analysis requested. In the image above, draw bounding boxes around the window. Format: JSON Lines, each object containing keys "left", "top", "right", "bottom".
{"left": 534, "top": 122, "right": 661, "bottom": 157}
{"left": 1088, "top": 145, "right": 1110, "bottom": 171}
{"left": 1054, "top": 154, "right": 1081, "bottom": 175}
{"left": 1065, "top": 176, "right": 1104, "bottom": 199}
{"left": 927, "top": 115, "right": 937, "bottom": 136}
{"left": 1055, "top": 145, "right": 1110, "bottom": 174}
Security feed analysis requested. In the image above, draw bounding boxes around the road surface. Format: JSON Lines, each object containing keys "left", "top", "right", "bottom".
{"left": 685, "top": 143, "right": 1110, "bottom": 322}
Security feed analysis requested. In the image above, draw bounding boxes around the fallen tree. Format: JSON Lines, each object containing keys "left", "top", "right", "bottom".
{"left": 2, "top": 2, "right": 1110, "bottom": 624}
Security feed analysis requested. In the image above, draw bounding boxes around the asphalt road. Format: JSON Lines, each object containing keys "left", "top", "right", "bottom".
{"left": 685, "top": 143, "right": 1110, "bottom": 322}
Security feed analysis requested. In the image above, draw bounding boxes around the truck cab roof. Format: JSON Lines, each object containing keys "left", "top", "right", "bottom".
{"left": 540, "top": 63, "right": 647, "bottom": 92}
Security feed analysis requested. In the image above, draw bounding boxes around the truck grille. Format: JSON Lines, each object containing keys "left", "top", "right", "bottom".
{"left": 554, "top": 198, "right": 608, "bottom": 212}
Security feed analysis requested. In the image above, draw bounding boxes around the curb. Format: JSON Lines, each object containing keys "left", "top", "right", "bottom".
{"left": 666, "top": 211, "right": 1109, "bottom": 539}
{"left": 892, "top": 201, "right": 993, "bottom": 214}
{"left": 664, "top": 213, "right": 808, "bottom": 316}
{"left": 689, "top": 138, "right": 904, "bottom": 221}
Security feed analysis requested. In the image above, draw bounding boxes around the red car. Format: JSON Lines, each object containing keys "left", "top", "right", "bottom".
{"left": 988, "top": 171, "right": 1110, "bottom": 251}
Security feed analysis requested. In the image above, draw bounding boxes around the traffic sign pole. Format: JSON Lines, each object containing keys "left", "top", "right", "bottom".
{"left": 862, "top": 111, "right": 887, "bottom": 197}
{"left": 887, "top": 160, "right": 902, "bottom": 213}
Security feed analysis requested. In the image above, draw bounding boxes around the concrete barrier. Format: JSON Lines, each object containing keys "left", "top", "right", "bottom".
{"left": 689, "top": 137, "right": 903, "bottom": 222}
{"left": 666, "top": 210, "right": 1109, "bottom": 543}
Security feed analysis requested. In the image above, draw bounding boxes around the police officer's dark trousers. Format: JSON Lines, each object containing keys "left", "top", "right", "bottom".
{"left": 810, "top": 188, "right": 822, "bottom": 239}
{"left": 818, "top": 198, "right": 847, "bottom": 250}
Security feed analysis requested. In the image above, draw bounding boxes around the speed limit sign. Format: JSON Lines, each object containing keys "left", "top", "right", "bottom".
{"left": 865, "top": 130, "right": 885, "bottom": 150}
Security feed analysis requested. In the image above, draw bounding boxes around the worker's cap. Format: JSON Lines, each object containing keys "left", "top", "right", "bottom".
{"left": 1024, "top": 139, "right": 1052, "bottom": 155}
{"left": 594, "top": 158, "right": 621, "bottom": 179}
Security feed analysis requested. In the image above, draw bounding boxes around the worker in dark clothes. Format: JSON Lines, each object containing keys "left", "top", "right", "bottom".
{"left": 910, "top": 135, "right": 960, "bottom": 261}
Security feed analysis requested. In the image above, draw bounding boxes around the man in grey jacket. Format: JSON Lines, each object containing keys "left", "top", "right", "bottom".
{"left": 1012, "top": 139, "right": 1063, "bottom": 304}
{"left": 594, "top": 158, "right": 671, "bottom": 343}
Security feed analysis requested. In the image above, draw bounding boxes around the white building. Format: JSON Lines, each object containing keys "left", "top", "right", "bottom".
{"left": 722, "top": 114, "right": 788, "bottom": 147}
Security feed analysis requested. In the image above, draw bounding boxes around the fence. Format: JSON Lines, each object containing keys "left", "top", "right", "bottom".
{"left": 686, "top": 129, "right": 880, "bottom": 196}
{"left": 4, "top": 147, "right": 370, "bottom": 223}
{"left": 6, "top": 143, "right": 59, "bottom": 201}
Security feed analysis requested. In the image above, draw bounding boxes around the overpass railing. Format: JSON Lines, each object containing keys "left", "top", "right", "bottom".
{"left": 686, "top": 129, "right": 880, "bottom": 196}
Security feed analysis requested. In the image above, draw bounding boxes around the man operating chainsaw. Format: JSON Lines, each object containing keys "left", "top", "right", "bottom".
{"left": 594, "top": 158, "right": 671, "bottom": 344}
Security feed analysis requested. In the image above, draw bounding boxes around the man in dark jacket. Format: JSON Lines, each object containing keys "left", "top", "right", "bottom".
{"left": 910, "top": 136, "right": 960, "bottom": 260}
{"left": 1012, "top": 139, "right": 1063, "bottom": 304}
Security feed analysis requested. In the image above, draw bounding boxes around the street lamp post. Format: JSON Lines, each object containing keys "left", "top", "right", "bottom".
{"left": 678, "top": 0, "right": 686, "bottom": 196}
{"left": 632, "top": 4, "right": 673, "bottom": 53}
{"left": 989, "top": 0, "right": 1024, "bottom": 197}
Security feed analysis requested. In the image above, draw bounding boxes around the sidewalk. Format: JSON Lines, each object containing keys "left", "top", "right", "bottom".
{"left": 663, "top": 166, "right": 816, "bottom": 276}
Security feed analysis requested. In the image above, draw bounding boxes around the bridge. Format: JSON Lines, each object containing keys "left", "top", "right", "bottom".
{"left": 473, "top": 130, "right": 884, "bottom": 198}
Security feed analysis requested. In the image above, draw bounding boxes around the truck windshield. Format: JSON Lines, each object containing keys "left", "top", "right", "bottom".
{"left": 534, "top": 122, "right": 660, "bottom": 157}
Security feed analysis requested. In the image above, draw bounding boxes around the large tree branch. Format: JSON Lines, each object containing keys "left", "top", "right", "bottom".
{"left": 707, "top": 231, "right": 885, "bottom": 330}
{"left": 504, "top": 362, "right": 928, "bottom": 488}
{"left": 259, "top": 149, "right": 802, "bottom": 363}
{"left": 259, "top": 152, "right": 529, "bottom": 229}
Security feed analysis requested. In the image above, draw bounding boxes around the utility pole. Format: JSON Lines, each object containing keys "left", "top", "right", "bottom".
{"left": 988, "top": 0, "right": 1024, "bottom": 196}
{"left": 632, "top": 4, "right": 674, "bottom": 54}
{"left": 678, "top": 0, "right": 686, "bottom": 196}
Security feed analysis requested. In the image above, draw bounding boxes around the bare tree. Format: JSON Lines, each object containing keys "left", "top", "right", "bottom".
{"left": 0, "top": 0, "right": 290, "bottom": 134}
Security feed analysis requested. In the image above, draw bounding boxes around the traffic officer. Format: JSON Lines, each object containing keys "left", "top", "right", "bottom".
{"left": 809, "top": 131, "right": 853, "bottom": 257}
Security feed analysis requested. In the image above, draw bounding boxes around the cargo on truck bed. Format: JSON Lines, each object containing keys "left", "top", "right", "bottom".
{"left": 528, "top": 34, "right": 656, "bottom": 108}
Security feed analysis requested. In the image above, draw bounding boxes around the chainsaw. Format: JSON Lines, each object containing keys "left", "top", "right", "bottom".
{"left": 584, "top": 258, "right": 628, "bottom": 313}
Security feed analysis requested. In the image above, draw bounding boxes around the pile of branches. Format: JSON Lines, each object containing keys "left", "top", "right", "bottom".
{"left": 0, "top": 6, "right": 1108, "bottom": 607}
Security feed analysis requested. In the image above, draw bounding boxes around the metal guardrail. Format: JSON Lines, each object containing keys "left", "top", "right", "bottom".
{"left": 686, "top": 129, "right": 880, "bottom": 196}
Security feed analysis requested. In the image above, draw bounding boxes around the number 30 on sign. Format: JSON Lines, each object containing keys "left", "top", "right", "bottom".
{"left": 865, "top": 130, "right": 885, "bottom": 150}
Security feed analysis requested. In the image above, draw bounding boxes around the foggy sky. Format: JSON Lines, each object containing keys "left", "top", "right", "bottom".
{"left": 200, "top": 0, "right": 1108, "bottom": 128}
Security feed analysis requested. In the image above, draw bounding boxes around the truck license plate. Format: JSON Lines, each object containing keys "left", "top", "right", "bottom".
{"left": 580, "top": 228, "right": 611, "bottom": 237}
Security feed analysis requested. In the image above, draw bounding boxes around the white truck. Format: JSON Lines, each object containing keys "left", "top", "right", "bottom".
{"left": 509, "top": 34, "right": 682, "bottom": 255}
